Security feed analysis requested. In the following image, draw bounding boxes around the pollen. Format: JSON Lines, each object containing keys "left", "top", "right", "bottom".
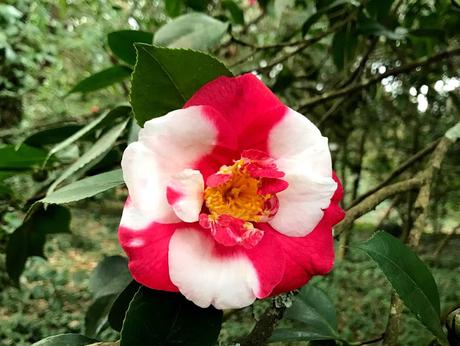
{"left": 204, "top": 160, "right": 268, "bottom": 222}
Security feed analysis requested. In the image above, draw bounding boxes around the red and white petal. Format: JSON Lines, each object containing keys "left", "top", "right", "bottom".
{"left": 268, "top": 107, "right": 336, "bottom": 236}
{"left": 122, "top": 106, "right": 229, "bottom": 223}
{"left": 168, "top": 227, "right": 260, "bottom": 309}
{"left": 167, "top": 169, "right": 204, "bottom": 223}
{"left": 185, "top": 73, "right": 286, "bottom": 153}
{"left": 119, "top": 221, "right": 180, "bottom": 292}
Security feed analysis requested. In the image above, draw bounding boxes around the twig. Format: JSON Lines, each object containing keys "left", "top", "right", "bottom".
{"left": 349, "top": 138, "right": 441, "bottom": 208}
{"left": 299, "top": 47, "right": 460, "bottom": 110}
{"left": 240, "top": 304, "right": 286, "bottom": 346}
{"left": 334, "top": 177, "right": 422, "bottom": 238}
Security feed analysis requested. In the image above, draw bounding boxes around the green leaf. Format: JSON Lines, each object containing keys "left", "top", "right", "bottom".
{"left": 154, "top": 13, "right": 229, "bottom": 50}
{"left": 165, "top": 0, "right": 183, "bottom": 17}
{"left": 108, "top": 280, "right": 140, "bottom": 332}
{"left": 331, "top": 21, "right": 358, "bottom": 70}
{"left": 85, "top": 256, "right": 131, "bottom": 338}
{"left": 357, "top": 19, "right": 407, "bottom": 40}
{"left": 302, "top": 0, "right": 352, "bottom": 36}
{"left": 68, "top": 65, "right": 132, "bottom": 94}
{"left": 355, "top": 231, "right": 447, "bottom": 344}
{"left": 120, "top": 287, "right": 223, "bottom": 346}
{"left": 31, "top": 333, "right": 97, "bottom": 346}
{"left": 45, "top": 105, "right": 131, "bottom": 163}
{"left": 270, "top": 285, "right": 339, "bottom": 342}
{"left": 223, "top": 0, "right": 245, "bottom": 25}
{"left": 47, "top": 118, "right": 129, "bottom": 194}
{"left": 6, "top": 205, "right": 71, "bottom": 285}
{"left": 131, "top": 44, "right": 232, "bottom": 126}
{"left": 0, "top": 144, "right": 47, "bottom": 170}
{"left": 89, "top": 256, "right": 131, "bottom": 299}
{"left": 107, "top": 30, "right": 154, "bottom": 66}
{"left": 367, "top": 0, "right": 394, "bottom": 20}
{"left": 445, "top": 121, "right": 460, "bottom": 141}
{"left": 41, "top": 169, "right": 123, "bottom": 205}
{"left": 24, "top": 124, "right": 83, "bottom": 147}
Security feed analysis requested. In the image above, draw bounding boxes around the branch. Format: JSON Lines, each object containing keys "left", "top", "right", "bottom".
{"left": 299, "top": 47, "right": 460, "bottom": 110}
{"left": 334, "top": 177, "right": 422, "bottom": 238}
{"left": 240, "top": 304, "right": 286, "bottom": 346}
{"left": 349, "top": 138, "right": 441, "bottom": 208}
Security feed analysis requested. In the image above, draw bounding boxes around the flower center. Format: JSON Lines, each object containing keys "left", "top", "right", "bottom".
{"left": 204, "top": 160, "right": 268, "bottom": 222}
{"left": 199, "top": 150, "right": 289, "bottom": 249}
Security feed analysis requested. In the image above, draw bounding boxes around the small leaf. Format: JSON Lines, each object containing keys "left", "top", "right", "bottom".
{"left": 108, "top": 280, "right": 141, "bottom": 332}
{"left": 270, "top": 285, "right": 339, "bottom": 342}
{"left": 120, "top": 286, "right": 223, "bottom": 346}
{"left": 31, "top": 333, "right": 97, "bottom": 346}
{"left": 223, "top": 0, "right": 245, "bottom": 25}
{"left": 24, "top": 124, "right": 83, "bottom": 147}
{"left": 154, "top": 13, "right": 229, "bottom": 50}
{"left": 47, "top": 118, "right": 129, "bottom": 194}
{"left": 85, "top": 294, "right": 116, "bottom": 338}
{"left": 46, "top": 105, "right": 131, "bottom": 163}
{"left": 89, "top": 256, "right": 131, "bottom": 299}
{"left": 41, "top": 169, "right": 124, "bottom": 205}
{"left": 108, "top": 30, "right": 154, "bottom": 66}
{"left": 0, "top": 144, "right": 47, "bottom": 170}
{"left": 332, "top": 21, "right": 358, "bottom": 70}
{"left": 355, "top": 231, "right": 447, "bottom": 344}
{"left": 302, "top": 0, "right": 352, "bottom": 36}
{"left": 131, "top": 44, "right": 232, "bottom": 126}
{"left": 6, "top": 205, "right": 71, "bottom": 285}
{"left": 445, "top": 121, "right": 460, "bottom": 140}
{"left": 69, "top": 65, "right": 132, "bottom": 94}
{"left": 165, "top": 0, "right": 183, "bottom": 17}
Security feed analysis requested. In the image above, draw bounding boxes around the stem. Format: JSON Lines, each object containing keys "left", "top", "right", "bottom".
{"left": 240, "top": 304, "right": 286, "bottom": 346}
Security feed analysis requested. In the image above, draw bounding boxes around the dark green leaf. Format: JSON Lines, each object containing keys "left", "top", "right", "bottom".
{"left": 68, "top": 65, "right": 132, "bottom": 94}
{"left": 130, "top": 44, "right": 232, "bottom": 126}
{"left": 47, "top": 118, "right": 129, "bottom": 194}
{"left": 89, "top": 255, "right": 131, "bottom": 299}
{"left": 24, "top": 124, "right": 83, "bottom": 147}
{"left": 31, "top": 333, "right": 97, "bottom": 346}
{"left": 120, "top": 287, "right": 223, "bottom": 346}
{"left": 184, "top": 0, "right": 209, "bottom": 11}
{"left": 270, "top": 285, "right": 339, "bottom": 342}
{"left": 154, "top": 13, "right": 229, "bottom": 50}
{"left": 41, "top": 169, "right": 124, "bottom": 205}
{"left": 108, "top": 280, "right": 141, "bottom": 332}
{"left": 302, "top": 0, "right": 352, "bottom": 36}
{"left": 0, "top": 144, "right": 47, "bottom": 170}
{"left": 107, "top": 30, "right": 154, "bottom": 66}
{"left": 85, "top": 294, "right": 117, "bottom": 338}
{"left": 367, "top": 0, "right": 394, "bottom": 20}
{"left": 355, "top": 231, "right": 447, "bottom": 344}
{"left": 331, "top": 21, "right": 358, "bottom": 70}
{"left": 6, "top": 205, "right": 71, "bottom": 285}
{"left": 223, "top": 0, "right": 244, "bottom": 25}
{"left": 165, "top": 0, "right": 183, "bottom": 17}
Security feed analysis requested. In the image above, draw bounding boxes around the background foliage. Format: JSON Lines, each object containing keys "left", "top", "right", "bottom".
{"left": 1, "top": 0, "right": 459, "bottom": 345}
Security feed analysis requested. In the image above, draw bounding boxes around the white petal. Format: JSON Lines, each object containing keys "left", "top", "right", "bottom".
{"left": 121, "top": 106, "right": 217, "bottom": 223}
{"left": 168, "top": 228, "right": 259, "bottom": 309}
{"left": 167, "top": 169, "right": 204, "bottom": 223}
{"left": 120, "top": 199, "right": 155, "bottom": 230}
{"left": 268, "top": 107, "right": 336, "bottom": 236}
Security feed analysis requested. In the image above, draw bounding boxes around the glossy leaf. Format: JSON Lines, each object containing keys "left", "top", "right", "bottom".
{"left": 107, "top": 30, "right": 153, "bottom": 66}
{"left": 270, "top": 285, "right": 339, "bottom": 342}
{"left": 154, "top": 13, "right": 229, "bottom": 50}
{"left": 31, "top": 333, "right": 97, "bottom": 346}
{"left": 130, "top": 44, "right": 232, "bottom": 126}
{"left": 41, "top": 169, "right": 123, "bottom": 205}
{"left": 0, "top": 144, "right": 47, "bottom": 170}
{"left": 24, "top": 124, "right": 83, "bottom": 147}
{"left": 6, "top": 205, "right": 71, "bottom": 285}
{"left": 85, "top": 294, "right": 115, "bottom": 338}
{"left": 47, "top": 118, "right": 129, "bottom": 194}
{"left": 356, "top": 231, "right": 447, "bottom": 344}
{"left": 331, "top": 21, "right": 358, "bottom": 70}
{"left": 120, "top": 286, "right": 223, "bottom": 346}
{"left": 68, "top": 65, "right": 132, "bottom": 94}
{"left": 108, "top": 280, "right": 140, "bottom": 332}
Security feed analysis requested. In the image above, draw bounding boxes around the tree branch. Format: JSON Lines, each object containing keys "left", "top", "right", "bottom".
{"left": 240, "top": 304, "right": 286, "bottom": 346}
{"left": 299, "top": 47, "right": 460, "bottom": 110}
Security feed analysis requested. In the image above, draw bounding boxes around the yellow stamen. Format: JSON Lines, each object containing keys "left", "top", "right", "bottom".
{"left": 204, "top": 160, "right": 268, "bottom": 221}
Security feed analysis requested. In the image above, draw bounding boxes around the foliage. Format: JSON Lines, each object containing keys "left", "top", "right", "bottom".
{"left": 1, "top": 0, "right": 460, "bottom": 345}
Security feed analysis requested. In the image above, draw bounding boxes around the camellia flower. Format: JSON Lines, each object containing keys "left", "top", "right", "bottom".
{"left": 118, "top": 73, "right": 344, "bottom": 309}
